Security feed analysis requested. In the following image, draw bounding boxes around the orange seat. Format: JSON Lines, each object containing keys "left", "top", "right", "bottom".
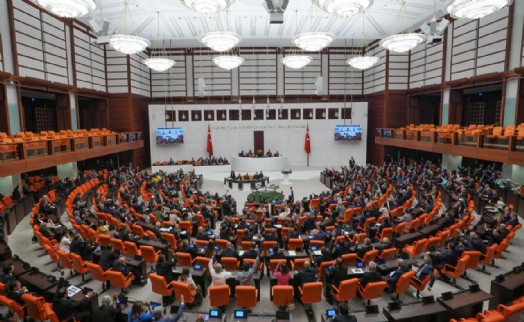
{"left": 236, "top": 285, "right": 258, "bottom": 307}
{"left": 0, "top": 294, "right": 25, "bottom": 319}
{"left": 394, "top": 271, "right": 416, "bottom": 300}
{"left": 132, "top": 224, "right": 145, "bottom": 237}
{"left": 86, "top": 262, "right": 109, "bottom": 291}
{"left": 402, "top": 238, "right": 428, "bottom": 258}
{"left": 171, "top": 281, "right": 196, "bottom": 305}
{"left": 352, "top": 233, "right": 367, "bottom": 243}
{"left": 341, "top": 253, "right": 358, "bottom": 267}
{"left": 410, "top": 274, "right": 432, "bottom": 298}
{"left": 140, "top": 245, "right": 160, "bottom": 271}
{"left": 175, "top": 252, "right": 193, "bottom": 266}
{"left": 162, "top": 233, "right": 177, "bottom": 250}
{"left": 56, "top": 249, "right": 74, "bottom": 276}
{"left": 272, "top": 285, "right": 294, "bottom": 307}
{"left": 358, "top": 281, "right": 387, "bottom": 305}
{"left": 287, "top": 238, "right": 304, "bottom": 250}
{"left": 376, "top": 227, "right": 393, "bottom": 242}
{"left": 149, "top": 273, "right": 174, "bottom": 304}
{"left": 178, "top": 221, "right": 192, "bottom": 234}
{"left": 106, "top": 270, "right": 135, "bottom": 293}
{"left": 358, "top": 249, "right": 378, "bottom": 265}
{"left": 110, "top": 238, "right": 125, "bottom": 253}
{"left": 462, "top": 250, "right": 481, "bottom": 270}
{"left": 440, "top": 255, "right": 469, "bottom": 285}
{"left": 263, "top": 241, "right": 278, "bottom": 256}
{"left": 393, "top": 222, "right": 406, "bottom": 235}
{"left": 70, "top": 252, "right": 89, "bottom": 283}
{"left": 480, "top": 243, "right": 498, "bottom": 272}
{"left": 378, "top": 248, "right": 397, "bottom": 261}
{"left": 331, "top": 278, "right": 358, "bottom": 302}
{"left": 21, "top": 293, "right": 54, "bottom": 321}
{"left": 319, "top": 260, "right": 335, "bottom": 279}
{"left": 291, "top": 258, "right": 308, "bottom": 271}
{"left": 220, "top": 257, "right": 239, "bottom": 270}
{"left": 215, "top": 239, "right": 229, "bottom": 250}
{"left": 98, "top": 235, "right": 111, "bottom": 247}
{"left": 124, "top": 241, "right": 141, "bottom": 257}
{"left": 299, "top": 282, "right": 323, "bottom": 305}
{"left": 209, "top": 285, "right": 231, "bottom": 307}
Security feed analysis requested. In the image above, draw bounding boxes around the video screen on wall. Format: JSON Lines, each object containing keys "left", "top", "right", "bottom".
{"left": 156, "top": 128, "right": 184, "bottom": 144}
{"left": 334, "top": 125, "right": 362, "bottom": 141}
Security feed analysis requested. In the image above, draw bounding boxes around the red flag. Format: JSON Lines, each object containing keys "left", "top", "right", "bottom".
{"left": 304, "top": 124, "right": 311, "bottom": 154}
{"left": 207, "top": 124, "right": 213, "bottom": 156}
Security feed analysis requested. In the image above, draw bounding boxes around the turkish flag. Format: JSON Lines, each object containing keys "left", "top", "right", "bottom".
{"left": 207, "top": 124, "right": 213, "bottom": 156}
{"left": 304, "top": 124, "right": 311, "bottom": 154}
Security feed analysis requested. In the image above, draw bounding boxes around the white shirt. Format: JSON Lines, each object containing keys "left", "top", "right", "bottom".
{"left": 59, "top": 236, "right": 71, "bottom": 253}
{"left": 208, "top": 260, "right": 232, "bottom": 286}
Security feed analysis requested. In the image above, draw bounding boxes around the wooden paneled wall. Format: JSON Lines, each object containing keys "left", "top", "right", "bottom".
{"left": 366, "top": 94, "right": 386, "bottom": 165}
{"left": 73, "top": 22, "right": 106, "bottom": 92}
{"left": 328, "top": 48, "right": 362, "bottom": 95}
{"left": 0, "top": 33, "right": 4, "bottom": 72}
{"left": 363, "top": 46, "right": 387, "bottom": 94}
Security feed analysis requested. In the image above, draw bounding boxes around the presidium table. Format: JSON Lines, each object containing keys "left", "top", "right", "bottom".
{"left": 231, "top": 156, "right": 288, "bottom": 172}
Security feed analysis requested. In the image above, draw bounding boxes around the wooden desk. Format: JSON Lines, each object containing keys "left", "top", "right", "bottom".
{"left": 3, "top": 258, "right": 32, "bottom": 277}
{"left": 437, "top": 290, "right": 493, "bottom": 320}
{"left": 172, "top": 266, "right": 209, "bottom": 297}
{"left": 378, "top": 258, "right": 418, "bottom": 275}
{"left": 382, "top": 301, "right": 447, "bottom": 322}
{"left": 321, "top": 312, "right": 387, "bottom": 322}
{"left": 230, "top": 313, "right": 290, "bottom": 322}
{"left": 136, "top": 238, "right": 170, "bottom": 259}
{"left": 394, "top": 232, "right": 423, "bottom": 248}
{"left": 489, "top": 271, "right": 524, "bottom": 309}
{"left": 18, "top": 271, "right": 58, "bottom": 301}
{"left": 226, "top": 270, "right": 262, "bottom": 301}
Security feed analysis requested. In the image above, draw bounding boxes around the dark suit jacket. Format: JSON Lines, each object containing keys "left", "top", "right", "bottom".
{"left": 356, "top": 245, "right": 373, "bottom": 259}
{"left": 92, "top": 304, "right": 120, "bottom": 322}
{"left": 359, "top": 271, "right": 383, "bottom": 288}
{"left": 98, "top": 249, "right": 118, "bottom": 271}
{"left": 156, "top": 261, "right": 178, "bottom": 283}
{"left": 296, "top": 267, "right": 318, "bottom": 286}
{"left": 7, "top": 290, "right": 25, "bottom": 305}
{"left": 328, "top": 266, "right": 348, "bottom": 288}
{"left": 221, "top": 248, "right": 239, "bottom": 260}
{"left": 53, "top": 296, "right": 91, "bottom": 321}
{"left": 195, "top": 233, "right": 209, "bottom": 241}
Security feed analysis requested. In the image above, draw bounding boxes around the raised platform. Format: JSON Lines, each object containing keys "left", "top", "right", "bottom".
{"left": 152, "top": 164, "right": 193, "bottom": 173}
{"left": 231, "top": 156, "right": 287, "bottom": 172}
{"left": 224, "top": 177, "right": 270, "bottom": 191}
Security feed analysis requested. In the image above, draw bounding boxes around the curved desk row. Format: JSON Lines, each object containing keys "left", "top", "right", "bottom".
{"left": 224, "top": 177, "right": 270, "bottom": 191}
{"left": 231, "top": 156, "right": 287, "bottom": 172}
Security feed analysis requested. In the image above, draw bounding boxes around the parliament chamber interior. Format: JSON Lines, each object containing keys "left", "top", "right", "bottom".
{"left": 1, "top": 0, "right": 524, "bottom": 321}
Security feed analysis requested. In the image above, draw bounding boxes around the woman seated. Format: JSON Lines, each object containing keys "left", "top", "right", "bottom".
{"left": 128, "top": 301, "right": 153, "bottom": 322}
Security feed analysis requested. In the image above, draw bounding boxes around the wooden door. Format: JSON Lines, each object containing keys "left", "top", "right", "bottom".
{"left": 254, "top": 131, "right": 264, "bottom": 155}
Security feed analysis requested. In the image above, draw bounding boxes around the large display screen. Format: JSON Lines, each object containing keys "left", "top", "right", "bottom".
{"left": 334, "top": 125, "right": 362, "bottom": 141}
{"left": 156, "top": 128, "right": 184, "bottom": 144}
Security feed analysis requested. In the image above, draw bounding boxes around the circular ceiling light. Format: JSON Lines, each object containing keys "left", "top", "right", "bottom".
{"left": 379, "top": 33, "right": 426, "bottom": 53}
{"left": 200, "top": 31, "right": 241, "bottom": 52}
{"left": 315, "top": 0, "right": 373, "bottom": 18}
{"left": 281, "top": 55, "right": 313, "bottom": 69}
{"left": 180, "top": 0, "right": 235, "bottom": 15}
{"left": 347, "top": 55, "right": 379, "bottom": 70}
{"left": 144, "top": 57, "right": 176, "bottom": 72}
{"left": 36, "top": 0, "right": 97, "bottom": 18}
{"left": 109, "top": 34, "right": 150, "bottom": 55}
{"left": 443, "top": 0, "right": 513, "bottom": 19}
{"left": 213, "top": 55, "right": 244, "bottom": 69}
{"left": 293, "top": 32, "right": 334, "bottom": 52}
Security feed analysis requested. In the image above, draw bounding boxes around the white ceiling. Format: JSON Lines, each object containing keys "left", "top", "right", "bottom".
{"left": 80, "top": 0, "right": 448, "bottom": 48}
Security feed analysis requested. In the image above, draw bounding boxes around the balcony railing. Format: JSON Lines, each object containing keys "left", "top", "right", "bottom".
{"left": 375, "top": 128, "right": 524, "bottom": 166}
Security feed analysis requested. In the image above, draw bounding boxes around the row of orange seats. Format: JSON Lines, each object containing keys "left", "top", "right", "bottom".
{"left": 0, "top": 128, "right": 116, "bottom": 144}
{"left": 451, "top": 296, "right": 524, "bottom": 322}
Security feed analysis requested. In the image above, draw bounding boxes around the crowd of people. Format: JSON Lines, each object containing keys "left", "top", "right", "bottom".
{"left": 238, "top": 149, "right": 280, "bottom": 158}
{"left": 0, "top": 155, "right": 521, "bottom": 321}
{"left": 166, "top": 156, "right": 229, "bottom": 166}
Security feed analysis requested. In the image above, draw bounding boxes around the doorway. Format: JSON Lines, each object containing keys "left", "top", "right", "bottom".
{"left": 254, "top": 131, "right": 264, "bottom": 155}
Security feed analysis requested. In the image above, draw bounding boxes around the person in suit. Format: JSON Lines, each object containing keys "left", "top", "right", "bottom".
{"left": 221, "top": 242, "right": 239, "bottom": 260}
{"left": 52, "top": 277, "right": 94, "bottom": 322}
{"left": 432, "top": 243, "right": 459, "bottom": 270}
{"left": 326, "top": 257, "right": 348, "bottom": 305}
{"left": 0, "top": 262, "right": 16, "bottom": 285}
{"left": 241, "top": 241, "right": 259, "bottom": 263}
{"left": 98, "top": 245, "right": 118, "bottom": 271}
{"left": 156, "top": 252, "right": 178, "bottom": 283}
{"left": 315, "top": 247, "right": 333, "bottom": 267}
{"left": 92, "top": 294, "right": 121, "bottom": 322}
{"left": 386, "top": 259, "right": 410, "bottom": 294}
{"left": 6, "top": 280, "right": 28, "bottom": 305}
{"left": 112, "top": 256, "right": 142, "bottom": 285}
{"left": 414, "top": 256, "right": 435, "bottom": 291}
{"left": 177, "top": 239, "right": 199, "bottom": 259}
{"left": 359, "top": 261, "right": 384, "bottom": 288}
{"left": 295, "top": 260, "right": 318, "bottom": 286}
{"left": 332, "top": 236, "right": 352, "bottom": 259}
{"left": 465, "top": 232, "right": 486, "bottom": 254}
{"left": 356, "top": 238, "right": 373, "bottom": 259}
{"left": 195, "top": 227, "right": 210, "bottom": 241}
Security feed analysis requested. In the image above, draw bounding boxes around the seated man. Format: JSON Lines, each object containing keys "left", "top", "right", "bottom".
{"left": 414, "top": 255, "right": 435, "bottom": 291}
{"left": 53, "top": 277, "right": 94, "bottom": 322}
{"left": 386, "top": 259, "right": 410, "bottom": 294}
{"left": 356, "top": 238, "right": 373, "bottom": 259}
{"left": 359, "top": 261, "right": 384, "bottom": 288}
{"left": 295, "top": 260, "right": 318, "bottom": 286}
{"left": 112, "top": 256, "right": 142, "bottom": 285}
{"left": 195, "top": 227, "right": 210, "bottom": 241}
